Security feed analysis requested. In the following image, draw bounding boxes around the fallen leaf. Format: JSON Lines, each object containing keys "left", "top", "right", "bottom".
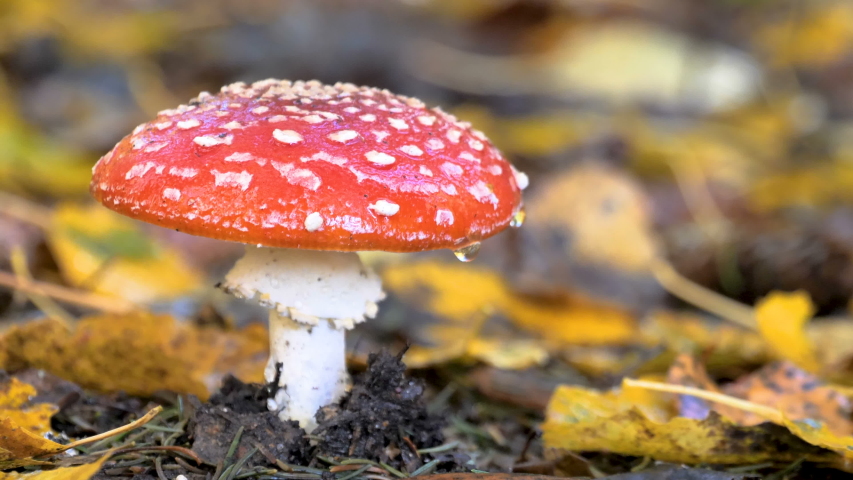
{"left": 643, "top": 311, "right": 770, "bottom": 372}
{"left": 543, "top": 384, "right": 834, "bottom": 465}
{"left": 47, "top": 203, "right": 203, "bottom": 304}
{"left": 0, "top": 417, "right": 65, "bottom": 469}
{"left": 755, "top": 291, "right": 819, "bottom": 372}
{"left": 0, "top": 313, "right": 267, "bottom": 398}
{"left": 0, "top": 377, "right": 57, "bottom": 435}
{"left": 524, "top": 164, "right": 658, "bottom": 273}
{"left": 0, "top": 451, "right": 110, "bottom": 479}
{"left": 382, "top": 261, "right": 640, "bottom": 368}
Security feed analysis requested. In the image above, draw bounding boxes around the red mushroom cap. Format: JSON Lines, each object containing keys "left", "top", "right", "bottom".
{"left": 90, "top": 79, "right": 526, "bottom": 252}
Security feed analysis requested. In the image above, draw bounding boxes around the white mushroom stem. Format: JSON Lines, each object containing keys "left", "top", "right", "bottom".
{"left": 265, "top": 311, "right": 349, "bottom": 431}
{"left": 222, "top": 247, "right": 385, "bottom": 431}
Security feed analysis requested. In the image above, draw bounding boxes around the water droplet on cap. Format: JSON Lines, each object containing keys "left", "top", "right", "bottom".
{"left": 510, "top": 208, "right": 526, "bottom": 228}
{"left": 453, "top": 242, "right": 481, "bottom": 262}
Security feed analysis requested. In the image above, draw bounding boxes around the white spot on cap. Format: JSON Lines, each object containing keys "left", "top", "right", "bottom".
{"left": 426, "top": 138, "right": 445, "bottom": 150}
{"left": 344, "top": 107, "right": 360, "bottom": 114}
{"left": 388, "top": 118, "right": 409, "bottom": 130}
{"left": 468, "top": 139, "right": 484, "bottom": 151}
{"left": 361, "top": 99, "right": 377, "bottom": 106}
{"left": 177, "top": 119, "right": 201, "bottom": 129}
{"left": 419, "top": 165, "right": 433, "bottom": 177}
{"left": 302, "top": 151, "right": 348, "bottom": 166}
{"left": 369, "top": 200, "right": 400, "bottom": 216}
{"left": 212, "top": 170, "right": 253, "bottom": 191}
{"left": 268, "top": 115, "right": 289, "bottom": 123}
{"left": 252, "top": 106, "right": 269, "bottom": 114}
{"left": 169, "top": 166, "right": 198, "bottom": 178}
{"left": 194, "top": 134, "right": 233, "bottom": 147}
{"left": 163, "top": 188, "right": 181, "bottom": 201}
{"left": 435, "top": 209, "right": 454, "bottom": 226}
{"left": 301, "top": 114, "right": 325, "bottom": 124}
{"left": 360, "top": 114, "right": 376, "bottom": 122}
{"left": 126, "top": 162, "right": 158, "bottom": 180}
{"left": 417, "top": 115, "right": 436, "bottom": 126}
{"left": 131, "top": 138, "right": 146, "bottom": 150}
{"left": 365, "top": 151, "right": 396, "bottom": 165}
{"left": 441, "top": 184, "right": 458, "bottom": 195}
{"left": 440, "top": 162, "right": 463, "bottom": 177}
{"left": 511, "top": 165, "right": 529, "bottom": 190}
{"left": 285, "top": 106, "right": 307, "bottom": 114}
{"left": 155, "top": 121, "right": 173, "bottom": 130}
{"left": 447, "top": 129, "right": 462, "bottom": 143}
{"left": 225, "top": 152, "right": 255, "bottom": 162}
{"left": 133, "top": 124, "right": 145, "bottom": 135}
{"left": 468, "top": 181, "right": 498, "bottom": 204}
{"left": 273, "top": 129, "right": 304, "bottom": 144}
{"left": 272, "top": 161, "right": 322, "bottom": 191}
{"left": 304, "top": 212, "right": 324, "bottom": 232}
{"left": 399, "top": 145, "right": 423, "bottom": 156}
{"left": 459, "top": 151, "right": 479, "bottom": 163}
{"left": 328, "top": 130, "right": 359, "bottom": 143}
{"left": 487, "top": 165, "right": 503, "bottom": 175}
{"left": 372, "top": 130, "right": 389, "bottom": 142}
{"left": 144, "top": 142, "right": 168, "bottom": 153}
{"left": 222, "top": 121, "right": 243, "bottom": 130}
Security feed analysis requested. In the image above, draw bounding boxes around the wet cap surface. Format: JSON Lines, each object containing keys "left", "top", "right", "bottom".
{"left": 91, "top": 79, "right": 526, "bottom": 252}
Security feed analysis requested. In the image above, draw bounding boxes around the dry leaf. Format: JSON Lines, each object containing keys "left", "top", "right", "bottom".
{"left": 0, "top": 378, "right": 57, "bottom": 436}
{"left": 0, "top": 313, "right": 267, "bottom": 398}
{"left": 0, "top": 417, "right": 65, "bottom": 469}
{"left": 0, "top": 452, "right": 109, "bottom": 479}
{"left": 382, "top": 261, "right": 640, "bottom": 368}
{"left": 47, "top": 203, "right": 203, "bottom": 303}
{"left": 755, "top": 291, "right": 819, "bottom": 372}
{"left": 524, "top": 164, "right": 658, "bottom": 272}
{"left": 543, "top": 384, "right": 835, "bottom": 465}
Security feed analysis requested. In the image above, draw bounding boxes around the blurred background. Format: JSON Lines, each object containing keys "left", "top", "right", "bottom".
{"left": 5, "top": 0, "right": 853, "bottom": 409}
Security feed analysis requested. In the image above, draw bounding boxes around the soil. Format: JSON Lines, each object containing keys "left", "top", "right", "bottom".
{"left": 314, "top": 349, "right": 450, "bottom": 471}
{"left": 188, "top": 375, "right": 309, "bottom": 468}
{"left": 188, "top": 348, "right": 458, "bottom": 474}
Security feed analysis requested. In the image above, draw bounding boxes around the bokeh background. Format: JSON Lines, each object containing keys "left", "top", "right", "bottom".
{"left": 5, "top": 0, "right": 853, "bottom": 408}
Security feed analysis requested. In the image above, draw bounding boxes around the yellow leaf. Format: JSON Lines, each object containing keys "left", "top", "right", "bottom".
{"left": 47, "top": 203, "right": 202, "bottom": 303}
{"left": 755, "top": 291, "right": 819, "bottom": 372}
{"left": 505, "top": 298, "right": 638, "bottom": 346}
{"left": 525, "top": 164, "right": 658, "bottom": 272}
{"left": 643, "top": 311, "right": 770, "bottom": 371}
{"left": 0, "top": 378, "right": 57, "bottom": 436}
{"left": 383, "top": 261, "right": 640, "bottom": 368}
{"left": 0, "top": 313, "right": 267, "bottom": 399}
{"left": 466, "top": 338, "right": 548, "bottom": 370}
{"left": 0, "top": 453, "right": 109, "bottom": 479}
{"left": 786, "top": 418, "right": 853, "bottom": 459}
{"left": 0, "top": 417, "right": 65, "bottom": 468}
{"left": 543, "top": 384, "right": 836, "bottom": 465}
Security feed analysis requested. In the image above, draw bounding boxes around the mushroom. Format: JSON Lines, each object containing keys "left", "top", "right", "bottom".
{"left": 90, "top": 79, "right": 527, "bottom": 430}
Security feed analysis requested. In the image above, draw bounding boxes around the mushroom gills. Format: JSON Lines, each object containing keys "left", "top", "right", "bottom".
{"left": 221, "top": 247, "right": 384, "bottom": 430}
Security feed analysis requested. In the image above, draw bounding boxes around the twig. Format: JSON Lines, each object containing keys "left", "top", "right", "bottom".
{"left": 64, "top": 406, "right": 165, "bottom": 450}
{"left": 649, "top": 258, "right": 756, "bottom": 330}
{"left": 622, "top": 378, "right": 782, "bottom": 423}
{"left": 0, "top": 269, "right": 136, "bottom": 314}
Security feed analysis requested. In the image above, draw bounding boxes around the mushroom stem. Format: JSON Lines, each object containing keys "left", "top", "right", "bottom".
{"left": 265, "top": 312, "right": 349, "bottom": 431}
{"left": 222, "top": 246, "right": 385, "bottom": 431}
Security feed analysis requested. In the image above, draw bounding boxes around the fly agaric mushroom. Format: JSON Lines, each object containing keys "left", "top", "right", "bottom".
{"left": 90, "top": 79, "right": 527, "bottom": 430}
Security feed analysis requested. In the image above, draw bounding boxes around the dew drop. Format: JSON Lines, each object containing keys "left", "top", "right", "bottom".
{"left": 510, "top": 208, "right": 526, "bottom": 228}
{"left": 453, "top": 242, "right": 481, "bottom": 262}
